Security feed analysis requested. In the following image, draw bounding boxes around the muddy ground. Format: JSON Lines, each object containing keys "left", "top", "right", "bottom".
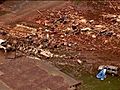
{"left": 0, "top": 1, "right": 120, "bottom": 90}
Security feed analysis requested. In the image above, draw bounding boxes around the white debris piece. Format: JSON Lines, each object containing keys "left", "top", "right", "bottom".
{"left": 0, "top": 39, "right": 7, "bottom": 52}
{"left": 54, "top": 54, "right": 66, "bottom": 58}
{"left": 102, "top": 14, "right": 117, "bottom": 18}
{"left": 87, "top": 31, "right": 93, "bottom": 35}
{"left": 89, "top": 20, "right": 94, "bottom": 23}
{"left": 104, "top": 40, "right": 108, "bottom": 43}
{"left": 40, "top": 49, "right": 53, "bottom": 57}
{"left": 116, "top": 18, "right": 120, "bottom": 22}
{"left": 16, "top": 24, "right": 37, "bottom": 31}
{"left": 117, "top": 34, "right": 120, "bottom": 38}
{"left": 54, "top": 54, "right": 59, "bottom": 57}
{"left": 45, "top": 29, "right": 50, "bottom": 32}
{"left": 46, "top": 34, "right": 50, "bottom": 39}
{"left": 77, "top": 59, "right": 82, "bottom": 64}
{"left": 118, "top": 15, "right": 120, "bottom": 19}
{"left": 95, "top": 25, "right": 105, "bottom": 28}
{"left": 92, "top": 34, "right": 96, "bottom": 38}
{"left": 118, "top": 6, "right": 120, "bottom": 10}
{"left": 28, "top": 56, "right": 41, "bottom": 60}
{"left": 67, "top": 27, "right": 72, "bottom": 31}
{"left": 81, "top": 27, "right": 91, "bottom": 32}
{"left": 0, "top": 39, "right": 6, "bottom": 44}
{"left": 79, "top": 19, "right": 87, "bottom": 24}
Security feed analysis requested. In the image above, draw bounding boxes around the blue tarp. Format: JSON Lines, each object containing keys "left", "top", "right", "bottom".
{"left": 96, "top": 69, "right": 107, "bottom": 80}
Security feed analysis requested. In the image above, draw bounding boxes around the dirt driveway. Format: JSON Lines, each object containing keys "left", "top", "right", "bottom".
{"left": 0, "top": 1, "right": 67, "bottom": 26}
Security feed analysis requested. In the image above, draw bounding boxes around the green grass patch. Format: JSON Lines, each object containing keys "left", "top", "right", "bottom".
{"left": 59, "top": 64, "right": 120, "bottom": 90}
{"left": 80, "top": 72, "right": 120, "bottom": 90}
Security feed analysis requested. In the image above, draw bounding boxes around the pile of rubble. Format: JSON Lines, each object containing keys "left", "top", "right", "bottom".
{"left": 33, "top": 5, "right": 120, "bottom": 52}
{"left": 1, "top": 3, "right": 120, "bottom": 67}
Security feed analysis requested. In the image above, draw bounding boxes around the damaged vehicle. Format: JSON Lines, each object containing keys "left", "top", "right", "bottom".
{"left": 98, "top": 65, "right": 119, "bottom": 75}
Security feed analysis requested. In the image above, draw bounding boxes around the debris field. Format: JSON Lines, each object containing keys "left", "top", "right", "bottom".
{"left": 0, "top": 1, "right": 120, "bottom": 90}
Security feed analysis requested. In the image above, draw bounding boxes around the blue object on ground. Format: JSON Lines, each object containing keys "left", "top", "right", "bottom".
{"left": 96, "top": 69, "right": 107, "bottom": 80}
